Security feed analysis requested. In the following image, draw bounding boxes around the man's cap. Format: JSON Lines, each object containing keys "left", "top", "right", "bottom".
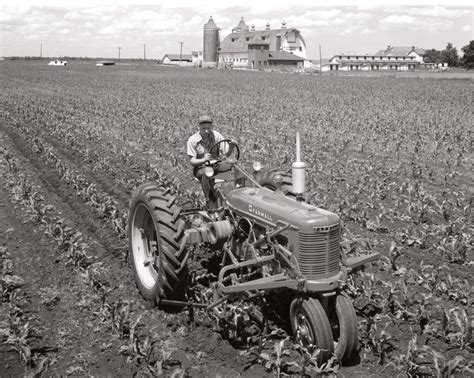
{"left": 198, "top": 115, "right": 213, "bottom": 125}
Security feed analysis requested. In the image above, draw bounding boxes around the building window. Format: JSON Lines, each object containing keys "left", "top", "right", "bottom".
{"left": 262, "top": 36, "right": 266, "bottom": 41}
{"left": 388, "top": 57, "right": 391, "bottom": 60}
{"left": 372, "top": 57, "right": 375, "bottom": 60}
{"left": 356, "top": 56, "right": 359, "bottom": 59}
{"left": 231, "top": 38, "right": 235, "bottom": 42}
{"left": 299, "top": 46, "right": 302, "bottom": 51}
{"left": 246, "top": 37, "right": 250, "bottom": 42}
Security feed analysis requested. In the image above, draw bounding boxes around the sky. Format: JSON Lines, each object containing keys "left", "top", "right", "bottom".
{"left": 0, "top": 0, "right": 472, "bottom": 59}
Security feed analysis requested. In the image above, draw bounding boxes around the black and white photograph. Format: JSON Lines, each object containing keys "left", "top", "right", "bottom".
{"left": 1, "top": 0, "right": 472, "bottom": 376}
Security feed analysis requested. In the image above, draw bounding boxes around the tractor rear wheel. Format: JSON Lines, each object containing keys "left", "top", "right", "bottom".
{"left": 328, "top": 293, "right": 359, "bottom": 364}
{"left": 290, "top": 296, "right": 334, "bottom": 363}
{"left": 128, "top": 183, "right": 187, "bottom": 304}
{"left": 257, "top": 169, "right": 293, "bottom": 194}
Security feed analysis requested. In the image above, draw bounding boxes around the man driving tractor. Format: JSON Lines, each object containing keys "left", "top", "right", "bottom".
{"left": 187, "top": 115, "right": 234, "bottom": 209}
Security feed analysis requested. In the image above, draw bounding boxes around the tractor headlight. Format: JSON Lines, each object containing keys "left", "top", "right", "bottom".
{"left": 253, "top": 161, "right": 262, "bottom": 172}
{"left": 204, "top": 166, "right": 215, "bottom": 177}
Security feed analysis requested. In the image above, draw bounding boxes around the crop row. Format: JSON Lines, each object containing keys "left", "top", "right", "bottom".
{"left": 0, "top": 139, "right": 194, "bottom": 375}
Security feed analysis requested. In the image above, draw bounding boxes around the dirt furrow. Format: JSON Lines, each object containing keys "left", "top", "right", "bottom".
{"left": 1, "top": 122, "right": 269, "bottom": 376}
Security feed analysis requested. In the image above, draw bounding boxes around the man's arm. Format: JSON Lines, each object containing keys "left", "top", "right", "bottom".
{"left": 187, "top": 137, "right": 211, "bottom": 167}
{"left": 190, "top": 154, "right": 211, "bottom": 167}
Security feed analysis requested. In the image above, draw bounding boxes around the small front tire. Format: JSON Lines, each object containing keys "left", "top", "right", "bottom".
{"left": 329, "top": 293, "right": 359, "bottom": 364}
{"left": 290, "top": 296, "right": 334, "bottom": 363}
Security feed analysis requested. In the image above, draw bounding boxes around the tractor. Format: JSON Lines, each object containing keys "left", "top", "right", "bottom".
{"left": 128, "top": 132, "right": 379, "bottom": 363}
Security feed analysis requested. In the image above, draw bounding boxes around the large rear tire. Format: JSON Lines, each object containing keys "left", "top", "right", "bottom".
{"left": 128, "top": 183, "right": 187, "bottom": 304}
{"left": 329, "top": 293, "right": 359, "bottom": 364}
{"left": 290, "top": 296, "right": 334, "bottom": 363}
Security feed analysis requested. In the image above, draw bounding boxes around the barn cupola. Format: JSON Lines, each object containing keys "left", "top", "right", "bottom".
{"left": 281, "top": 21, "right": 286, "bottom": 29}
{"left": 265, "top": 22, "right": 270, "bottom": 30}
{"left": 233, "top": 17, "right": 249, "bottom": 32}
{"left": 250, "top": 24, "right": 255, "bottom": 32}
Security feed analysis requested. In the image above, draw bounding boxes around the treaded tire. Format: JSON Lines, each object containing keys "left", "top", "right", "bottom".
{"left": 329, "top": 293, "right": 359, "bottom": 364}
{"left": 257, "top": 169, "right": 293, "bottom": 194}
{"left": 290, "top": 296, "right": 334, "bottom": 363}
{"left": 128, "top": 183, "right": 187, "bottom": 304}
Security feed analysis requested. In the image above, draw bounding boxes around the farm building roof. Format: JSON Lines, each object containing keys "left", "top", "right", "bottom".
{"left": 375, "top": 46, "right": 425, "bottom": 56}
{"left": 233, "top": 17, "right": 249, "bottom": 32}
{"left": 220, "top": 28, "right": 305, "bottom": 53}
{"left": 163, "top": 54, "right": 193, "bottom": 61}
{"left": 269, "top": 51, "right": 304, "bottom": 62}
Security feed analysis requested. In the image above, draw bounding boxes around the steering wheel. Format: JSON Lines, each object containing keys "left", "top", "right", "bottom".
{"left": 208, "top": 139, "right": 240, "bottom": 164}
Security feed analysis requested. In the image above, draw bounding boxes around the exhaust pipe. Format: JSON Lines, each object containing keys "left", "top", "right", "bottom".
{"left": 292, "top": 131, "right": 306, "bottom": 200}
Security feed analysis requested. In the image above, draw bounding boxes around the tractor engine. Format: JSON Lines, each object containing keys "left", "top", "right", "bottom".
{"left": 225, "top": 186, "right": 341, "bottom": 281}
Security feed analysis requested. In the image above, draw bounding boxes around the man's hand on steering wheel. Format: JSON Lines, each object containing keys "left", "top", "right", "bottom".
{"left": 209, "top": 139, "right": 240, "bottom": 162}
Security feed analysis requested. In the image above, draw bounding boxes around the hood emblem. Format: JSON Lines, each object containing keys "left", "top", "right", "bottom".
{"left": 248, "top": 204, "right": 273, "bottom": 221}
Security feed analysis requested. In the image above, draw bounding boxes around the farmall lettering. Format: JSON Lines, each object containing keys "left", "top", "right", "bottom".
{"left": 248, "top": 204, "right": 273, "bottom": 221}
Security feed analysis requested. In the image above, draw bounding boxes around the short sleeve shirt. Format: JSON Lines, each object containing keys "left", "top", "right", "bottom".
{"left": 187, "top": 130, "right": 225, "bottom": 162}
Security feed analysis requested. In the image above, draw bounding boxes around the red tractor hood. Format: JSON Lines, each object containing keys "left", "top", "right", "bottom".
{"left": 225, "top": 187, "right": 340, "bottom": 232}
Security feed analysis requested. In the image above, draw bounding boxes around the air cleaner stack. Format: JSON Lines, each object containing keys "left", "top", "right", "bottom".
{"left": 292, "top": 131, "right": 306, "bottom": 200}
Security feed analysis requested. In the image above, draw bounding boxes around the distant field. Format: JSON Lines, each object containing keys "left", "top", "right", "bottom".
{"left": 1, "top": 60, "right": 472, "bottom": 376}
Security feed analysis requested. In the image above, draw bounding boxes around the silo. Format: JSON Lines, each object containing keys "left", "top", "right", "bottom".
{"left": 203, "top": 16, "right": 220, "bottom": 68}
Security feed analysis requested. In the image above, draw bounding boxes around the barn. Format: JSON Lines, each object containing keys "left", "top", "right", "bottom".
{"left": 162, "top": 54, "right": 193, "bottom": 67}
{"left": 216, "top": 17, "right": 307, "bottom": 70}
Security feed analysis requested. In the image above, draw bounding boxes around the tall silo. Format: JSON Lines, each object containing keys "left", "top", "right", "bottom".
{"left": 203, "top": 16, "right": 220, "bottom": 68}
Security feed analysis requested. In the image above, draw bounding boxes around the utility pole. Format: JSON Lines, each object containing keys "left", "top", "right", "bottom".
{"left": 319, "top": 44, "right": 322, "bottom": 75}
{"left": 40, "top": 44, "right": 42, "bottom": 58}
{"left": 118, "top": 46, "right": 121, "bottom": 59}
{"left": 143, "top": 44, "right": 146, "bottom": 60}
{"left": 179, "top": 42, "right": 183, "bottom": 62}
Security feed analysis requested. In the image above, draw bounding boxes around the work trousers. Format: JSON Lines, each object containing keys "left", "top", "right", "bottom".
{"left": 194, "top": 163, "right": 231, "bottom": 207}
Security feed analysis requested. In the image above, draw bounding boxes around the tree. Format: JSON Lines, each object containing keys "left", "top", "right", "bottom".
{"left": 461, "top": 40, "right": 474, "bottom": 68}
{"left": 423, "top": 48, "right": 443, "bottom": 64}
{"left": 442, "top": 42, "right": 459, "bottom": 67}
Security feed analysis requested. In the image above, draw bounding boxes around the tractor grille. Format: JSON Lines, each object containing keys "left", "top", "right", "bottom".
{"left": 298, "top": 225, "right": 340, "bottom": 278}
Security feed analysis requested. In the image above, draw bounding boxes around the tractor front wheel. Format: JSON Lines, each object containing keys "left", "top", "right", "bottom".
{"left": 128, "top": 183, "right": 187, "bottom": 305}
{"left": 290, "top": 296, "right": 334, "bottom": 363}
{"left": 328, "top": 293, "right": 359, "bottom": 364}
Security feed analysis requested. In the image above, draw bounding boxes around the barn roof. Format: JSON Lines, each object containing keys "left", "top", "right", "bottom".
{"left": 164, "top": 54, "right": 193, "bottom": 61}
{"left": 233, "top": 17, "right": 249, "bottom": 32}
{"left": 375, "top": 46, "right": 425, "bottom": 56}
{"left": 220, "top": 28, "right": 305, "bottom": 53}
{"left": 269, "top": 51, "right": 304, "bottom": 61}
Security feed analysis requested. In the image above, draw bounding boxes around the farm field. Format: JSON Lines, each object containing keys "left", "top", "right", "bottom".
{"left": 0, "top": 60, "right": 472, "bottom": 376}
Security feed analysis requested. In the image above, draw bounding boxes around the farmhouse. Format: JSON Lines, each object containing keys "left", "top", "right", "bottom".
{"left": 204, "top": 17, "right": 307, "bottom": 70}
{"left": 329, "top": 45, "right": 426, "bottom": 71}
{"left": 162, "top": 54, "right": 193, "bottom": 67}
